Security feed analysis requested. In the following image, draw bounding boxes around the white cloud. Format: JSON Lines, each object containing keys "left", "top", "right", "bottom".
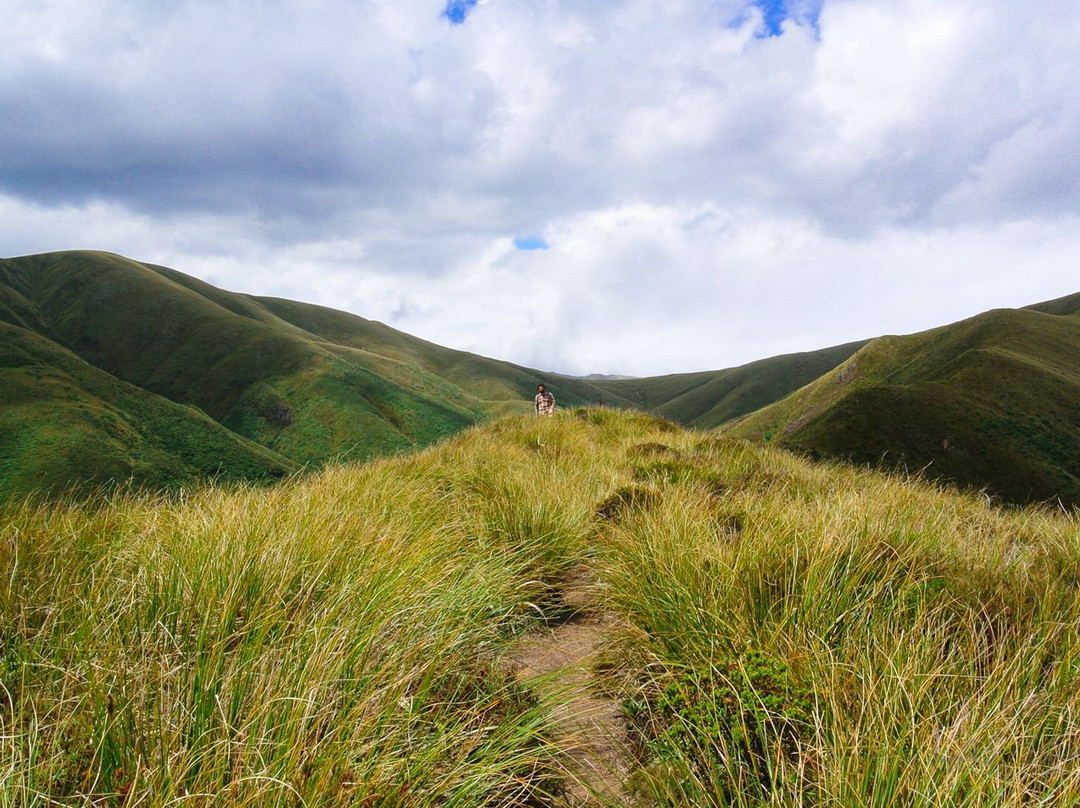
{"left": 2, "top": 0, "right": 1080, "bottom": 376}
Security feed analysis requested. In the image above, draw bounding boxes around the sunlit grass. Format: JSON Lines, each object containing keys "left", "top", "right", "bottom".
{"left": 3, "top": 409, "right": 1080, "bottom": 806}
{"left": 596, "top": 433, "right": 1080, "bottom": 806}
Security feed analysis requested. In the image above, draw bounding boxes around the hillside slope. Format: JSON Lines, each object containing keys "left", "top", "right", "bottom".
{"left": 0, "top": 250, "right": 632, "bottom": 495}
{"left": 0, "top": 320, "right": 294, "bottom": 495}
{"left": 728, "top": 302, "right": 1080, "bottom": 506}
{"left": 6, "top": 410, "right": 1080, "bottom": 805}
{"left": 6, "top": 249, "right": 1079, "bottom": 507}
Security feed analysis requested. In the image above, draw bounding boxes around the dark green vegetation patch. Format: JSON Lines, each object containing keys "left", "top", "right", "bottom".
{"left": 626, "top": 649, "right": 813, "bottom": 803}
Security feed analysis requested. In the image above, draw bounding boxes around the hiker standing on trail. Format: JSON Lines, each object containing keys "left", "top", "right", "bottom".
{"left": 535, "top": 383, "right": 556, "bottom": 416}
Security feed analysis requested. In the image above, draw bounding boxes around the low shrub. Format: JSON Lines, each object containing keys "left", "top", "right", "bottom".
{"left": 625, "top": 648, "right": 814, "bottom": 805}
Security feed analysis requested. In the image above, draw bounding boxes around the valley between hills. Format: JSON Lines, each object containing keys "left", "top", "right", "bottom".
{"left": 3, "top": 249, "right": 1080, "bottom": 507}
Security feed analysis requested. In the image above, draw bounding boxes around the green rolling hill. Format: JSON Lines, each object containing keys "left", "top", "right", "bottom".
{"left": 0, "top": 250, "right": 635, "bottom": 498}
{"left": 3, "top": 249, "right": 1079, "bottom": 508}
{"left": 0, "top": 319, "right": 294, "bottom": 494}
{"left": 726, "top": 299, "right": 1080, "bottom": 507}
{"left": 590, "top": 340, "right": 867, "bottom": 428}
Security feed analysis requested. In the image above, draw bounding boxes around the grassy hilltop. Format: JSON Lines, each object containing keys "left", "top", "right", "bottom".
{"left": 4, "top": 409, "right": 1080, "bottom": 806}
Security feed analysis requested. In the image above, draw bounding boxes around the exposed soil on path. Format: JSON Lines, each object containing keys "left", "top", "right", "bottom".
{"left": 509, "top": 572, "right": 636, "bottom": 807}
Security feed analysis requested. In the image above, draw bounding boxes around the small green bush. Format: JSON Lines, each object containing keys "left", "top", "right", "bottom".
{"left": 627, "top": 648, "right": 813, "bottom": 804}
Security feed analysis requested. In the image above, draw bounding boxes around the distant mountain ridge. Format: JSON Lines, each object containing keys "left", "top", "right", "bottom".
{"left": 3, "top": 250, "right": 1078, "bottom": 507}
{"left": 590, "top": 340, "right": 869, "bottom": 429}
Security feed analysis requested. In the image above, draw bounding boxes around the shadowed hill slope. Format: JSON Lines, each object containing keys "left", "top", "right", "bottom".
{"left": 727, "top": 302, "right": 1080, "bottom": 507}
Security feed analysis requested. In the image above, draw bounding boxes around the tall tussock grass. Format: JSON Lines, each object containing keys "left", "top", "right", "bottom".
{"left": 599, "top": 434, "right": 1080, "bottom": 806}
{"left": 3, "top": 408, "right": 1080, "bottom": 806}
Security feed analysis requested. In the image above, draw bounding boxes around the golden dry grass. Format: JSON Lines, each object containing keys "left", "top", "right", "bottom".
{"left": 3, "top": 408, "right": 1079, "bottom": 806}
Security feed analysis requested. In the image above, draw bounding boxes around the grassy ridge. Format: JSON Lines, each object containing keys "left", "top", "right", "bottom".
{"left": 4, "top": 410, "right": 1080, "bottom": 805}
{"left": 253, "top": 295, "right": 628, "bottom": 408}
{"left": 1, "top": 251, "right": 489, "bottom": 438}
{"left": 728, "top": 306, "right": 1080, "bottom": 507}
{"left": 0, "top": 411, "right": 631, "bottom": 806}
{"left": 1024, "top": 290, "right": 1080, "bottom": 317}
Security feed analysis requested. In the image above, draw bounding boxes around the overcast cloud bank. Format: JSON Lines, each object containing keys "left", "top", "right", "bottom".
{"left": 2, "top": 0, "right": 1079, "bottom": 375}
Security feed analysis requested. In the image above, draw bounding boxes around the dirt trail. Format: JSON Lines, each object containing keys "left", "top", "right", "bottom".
{"left": 509, "top": 574, "right": 635, "bottom": 807}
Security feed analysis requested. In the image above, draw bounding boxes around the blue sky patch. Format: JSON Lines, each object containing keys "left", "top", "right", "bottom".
{"left": 748, "top": 0, "right": 822, "bottom": 37}
{"left": 443, "top": 0, "right": 478, "bottom": 25}
{"left": 513, "top": 236, "right": 549, "bottom": 251}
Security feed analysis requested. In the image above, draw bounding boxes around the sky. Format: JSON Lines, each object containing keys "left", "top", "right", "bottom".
{"left": 2, "top": 0, "right": 1079, "bottom": 377}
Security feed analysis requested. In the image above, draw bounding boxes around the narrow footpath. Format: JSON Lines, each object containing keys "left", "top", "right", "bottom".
{"left": 509, "top": 572, "right": 636, "bottom": 807}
